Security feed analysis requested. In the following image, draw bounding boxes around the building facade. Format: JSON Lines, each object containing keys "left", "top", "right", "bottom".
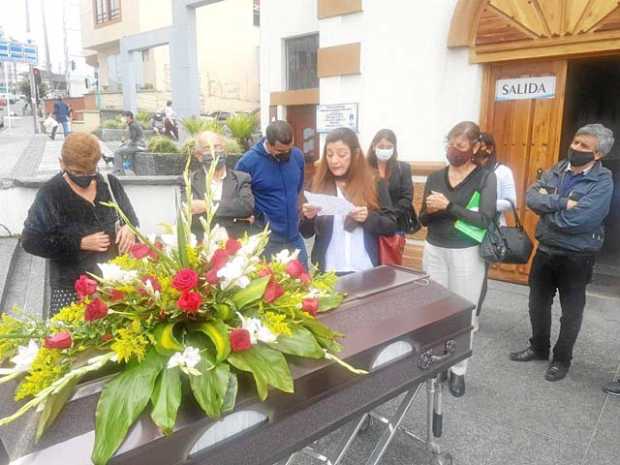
{"left": 260, "top": 0, "right": 620, "bottom": 284}
{"left": 80, "top": 0, "right": 260, "bottom": 113}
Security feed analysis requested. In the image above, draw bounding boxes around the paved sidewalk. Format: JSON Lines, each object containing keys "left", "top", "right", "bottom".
{"left": 0, "top": 117, "right": 39, "bottom": 178}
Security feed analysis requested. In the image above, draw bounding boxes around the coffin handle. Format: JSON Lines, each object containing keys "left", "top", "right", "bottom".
{"left": 417, "top": 340, "right": 456, "bottom": 370}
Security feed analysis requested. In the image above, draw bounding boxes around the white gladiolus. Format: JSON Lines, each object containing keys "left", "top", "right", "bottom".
{"left": 239, "top": 234, "right": 262, "bottom": 257}
{"left": 160, "top": 233, "right": 197, "bottom": 251}
{"left": 0, "top": 341, "right": 39, "bottom": 375}
{"left": 238, "top": 314, "right": 278, "bottom": 344}
{"left": 217, "top": 255, "right": 253, "bottom": 289}
{"left": 273, "top": 249, "right": 299, "bottom": 265}
{"left": 98, "top": 263, "right": 138, "bottom": 283}
{"left": 167, "top": 347, "right": 202, "bottom": 376}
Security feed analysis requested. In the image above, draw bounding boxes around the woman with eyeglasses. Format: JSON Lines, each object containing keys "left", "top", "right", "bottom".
{"left": 419, "top": 121, "right": 497, "bottom": 398}
{"left": 22, "top": 133, "right": 139, "bottom": 316}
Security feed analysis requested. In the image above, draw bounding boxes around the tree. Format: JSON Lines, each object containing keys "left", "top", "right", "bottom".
{"left": 18, "top": 78, "right": 48, "bottom": 104}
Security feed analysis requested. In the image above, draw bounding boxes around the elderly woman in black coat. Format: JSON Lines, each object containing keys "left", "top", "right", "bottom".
{"left": 22, "top": 133, "right": 139, "bottom": 316}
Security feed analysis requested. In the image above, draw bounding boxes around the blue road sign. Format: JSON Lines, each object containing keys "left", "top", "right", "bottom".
{"left": 0, "top": 41, "right": 38, "bottom": 64}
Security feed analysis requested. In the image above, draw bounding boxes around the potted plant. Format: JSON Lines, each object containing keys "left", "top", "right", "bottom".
{"left": 226, "top": 113, "right": 258, "bottom": 152}
{"left": 181, "top": 116, "right": 225, "bottom": 137}
{"left": 134, "top": 136, "right": 186, "bottom": 176}
{"left": 99, "top": 116, "right": 126, "bottom": 142}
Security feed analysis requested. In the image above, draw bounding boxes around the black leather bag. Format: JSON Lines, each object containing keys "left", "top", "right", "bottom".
{"left": 480, "top": 201, "right": 533, "bottom": 264}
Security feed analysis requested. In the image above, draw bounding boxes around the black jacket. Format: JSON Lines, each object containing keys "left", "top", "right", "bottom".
{"left": 300, "top": 180, "right": 398, "bottom": 272}
{"left": 384, "top": 161, "right": 416, "bottom": 232}
{"left": 22, "top": 173, "right": 139, "bottom": 289}
{"left": 189, "top": 167, "right": 255, "bottom": 239}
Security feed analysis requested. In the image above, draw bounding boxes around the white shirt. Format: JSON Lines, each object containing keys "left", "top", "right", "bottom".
{"left": 324, "top": 188, "right": 374, "bottom": 273}
{"left": 211, "top": 170, "right": 226, "bottom": 201}
{"left": 495, "top": 164, "right": 517, "bottom": 226}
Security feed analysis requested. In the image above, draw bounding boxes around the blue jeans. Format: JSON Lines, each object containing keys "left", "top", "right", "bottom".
{"left": 263, "top": 235, "right": 308, "bottom": 270}
{"left": 61, "top": 120, "right": 70, "bottom": 136}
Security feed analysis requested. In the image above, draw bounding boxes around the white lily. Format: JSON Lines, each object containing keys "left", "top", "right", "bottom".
{"left": 238, "top": 314, "right": 278, "bottom": 344}
{"left": 273, "top": 248, "right": 300, "bottom": 265}
{"left": 98, "top": 263, "right": 138, "bottom": 283}
{"left": 306, "top": 287, "right": 323, "bottom": 299}
{"left": 217, "top": 255, "right": 253, "bottom": 289}
{"left": 201, "top": 224, "right": 230, "bottom": 262}
{"left": 143, "top": 278, "right": 161, "bottom": 301}
{"left": 167, "top": 347, "right": 202, "bottom": 376}
{"left": 0, "top": 341, "right": 39, "bottom": 376}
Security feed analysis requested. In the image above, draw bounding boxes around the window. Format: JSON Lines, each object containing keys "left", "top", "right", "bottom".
{"left": 94, "top": 0, "right": 121, "bottom": 25}
{"left": 285, "top": 34, "right": 319, "bottom": 91}
{"left": 253, "top": 0, "right": 260, "bottom": 27}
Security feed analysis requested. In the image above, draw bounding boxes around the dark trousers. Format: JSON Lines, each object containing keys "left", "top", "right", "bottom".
{"left": 528, "top": 250, "right": 595, "bottom": 365}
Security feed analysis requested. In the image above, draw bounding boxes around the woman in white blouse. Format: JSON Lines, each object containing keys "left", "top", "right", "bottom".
{"left": 300, "top": 128, "right": 397, "bottom": 274}
{"left": 475, "top": 132, "right": 518, "bottom": 316}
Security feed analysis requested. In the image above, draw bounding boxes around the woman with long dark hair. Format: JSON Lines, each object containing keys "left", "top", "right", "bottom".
{"left": 367, "top": 129, "right": 418, "bottom": 262}
{"left": 300, "top": 128, "right": 397, "bottom": 273}
{"left": 419, "top": 121, "right": 497, "bottom": 397}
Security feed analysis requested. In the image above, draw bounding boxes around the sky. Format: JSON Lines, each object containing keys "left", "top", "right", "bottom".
{"left": 0, "top": 0, "right": 89, "bottom": 76}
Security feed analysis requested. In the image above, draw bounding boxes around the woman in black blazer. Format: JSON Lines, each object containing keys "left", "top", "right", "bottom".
{"left": 367, "top": 129, "right": 417, "bottom": 235}
{"left": 301, "top": 128, "right": 397, "bottom": 273}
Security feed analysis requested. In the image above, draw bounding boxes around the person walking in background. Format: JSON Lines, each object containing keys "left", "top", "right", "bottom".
{"left": 111, "top": 111, "right": 146, "bottom": 175}
{"left": 474, "top": 132, "right": 518, "bottom": 316}
{"left": 187, "top": 131, "right": 255, "bottom": 240}
{"left": 367, "top": 129, "right": 419, "bottom": 264}
{"left": 419, "top": 121, "right": 497, "bottom": 398}
{"left": 164, "top": 100, "right": 179, "bottom": 140}
{"left": 301, "top": 128, "right": 397, "bottom": 274}
{"left": 22, "top": 133, "right": 139, "bottom": 316}
{"left": 236, "top": 120, "right": 308, "bottom": 268}
{"left": 52, "top": 96, "right": 71, "bottom": 138}
{"left": 510, "top": 124, "right": 614, "bottom": 382}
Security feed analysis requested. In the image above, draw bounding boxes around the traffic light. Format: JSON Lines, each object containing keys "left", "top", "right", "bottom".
{"left": 33, "top": 67, "right": 41, "bottom": 85}
{"left": 71, "top": 60, "right": 76, "bottom": 71}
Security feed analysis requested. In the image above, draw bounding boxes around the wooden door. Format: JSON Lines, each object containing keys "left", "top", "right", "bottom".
{"left": 286, "top": 104, "right": 318, "bottom": 187}
{"left": 480, "top": 60, "right": 567, "bottom": 284}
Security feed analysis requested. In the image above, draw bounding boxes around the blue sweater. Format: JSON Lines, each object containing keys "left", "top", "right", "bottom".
{"left": 236, "top": 140, "right": 304, "bottom": 241}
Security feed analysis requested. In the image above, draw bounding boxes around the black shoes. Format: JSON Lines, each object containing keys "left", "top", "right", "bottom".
{"left": 545, "top": 362, "right": 570, "bottom": 382}
{"left": 603, "top": 379, "right": 620, "bottom": 396}
{"left": 509, "top": 346, "right": 549, "bottom": 362}
{"left": 448, "top": 371, "right": 465, "bottom": 398}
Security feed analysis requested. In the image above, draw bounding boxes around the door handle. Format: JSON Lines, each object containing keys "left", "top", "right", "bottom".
{"left": 536, "top": 168, "right": 543, "bottom": 180}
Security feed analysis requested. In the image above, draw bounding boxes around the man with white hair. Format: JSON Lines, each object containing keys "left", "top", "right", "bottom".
{"left": 510, "top": 123, "right": 614, "bottom": 382}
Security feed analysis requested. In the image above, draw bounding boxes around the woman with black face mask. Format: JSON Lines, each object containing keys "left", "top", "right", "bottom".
{"left": 22, "top": 133, "right": 139, "bottom": 316}
{"left": 187, "top": 131, "right": 255, "bottom": 240}
{"left": 419, "top": 121, "right": 497, "bottom": 398}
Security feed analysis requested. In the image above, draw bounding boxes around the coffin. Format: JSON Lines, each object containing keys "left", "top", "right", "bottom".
{"left": 0, "top": 266, "right": 474, "bottom": 465}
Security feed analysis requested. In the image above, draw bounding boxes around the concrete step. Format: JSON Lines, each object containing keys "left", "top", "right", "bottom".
{"left": 1, "top": 245, "right": 49, "bottom": 318}
{"left": 0, "top": 238, "right": 20, "bottom": 313}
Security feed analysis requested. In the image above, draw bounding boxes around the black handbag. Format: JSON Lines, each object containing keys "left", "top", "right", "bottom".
{"left": 480, "top": 201, "right": 533, "bottom": 264}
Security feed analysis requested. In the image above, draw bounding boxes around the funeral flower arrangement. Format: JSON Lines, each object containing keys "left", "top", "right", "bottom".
{"left": 0, "top": 160, "right": 356, "bottom": 465}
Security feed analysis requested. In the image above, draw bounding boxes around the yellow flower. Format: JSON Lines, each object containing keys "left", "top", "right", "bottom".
{"left": 263, "top": 311, "right": 292, "bottom": 336}
{"left": 110, "top": 254, "right": 140, "bottom": 270}
{"left": 51, "top": 301, "right": 86, "bottom": 324}
{"left": 15, "top": 348, "right": 68, "bottom": 400}
{"left": 0, "top": 314, "right": 24, "bottom": 363}
{"left": 111, "top": 320, "right": 149, "bottom": 364}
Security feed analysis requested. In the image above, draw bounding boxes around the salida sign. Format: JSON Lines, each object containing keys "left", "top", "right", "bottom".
{"left": 495, "top": 76, "right": 556, "bottom": 101}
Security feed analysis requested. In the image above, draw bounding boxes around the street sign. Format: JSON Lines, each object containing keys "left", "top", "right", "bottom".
{"left": 0, "top": 40, "right": 38, "bottom": 65}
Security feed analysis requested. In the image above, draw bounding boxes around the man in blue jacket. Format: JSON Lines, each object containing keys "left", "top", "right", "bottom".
{"left": 52, "top": 96, "right": 71, "bottom": 138}
{"left": 236, "top": 120, "right": 308, "bottom": 268}
{"left": 510, "top": 124, "right": 614, "bottom": 382}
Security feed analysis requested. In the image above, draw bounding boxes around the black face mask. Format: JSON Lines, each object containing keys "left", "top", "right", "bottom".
{"left": 66, "top": 171, "right": 97, "bottom": 188}
{"left": 202, "top": 156, "right": 226, "bottom": 170}
{"left": 568, "top": 148, "right": 596, "bottom": 167}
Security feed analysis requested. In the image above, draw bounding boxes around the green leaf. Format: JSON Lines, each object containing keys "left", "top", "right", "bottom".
{"left": 301, "top": 317, "right": 343, "bottom": 354}
{"left": 230, "top": 276, "right": 270, "bottom": 309}
{"left": 153, "top": 323, "right": 184, "bottom": 356}
{"left": 36, "top": 375, "right": 81, "bottom": 442}
{"left": 150, "top": 366, "right": 182, "bottom": 435}
{"left": 189, "top": 350, "right": 230, "bottom": 418}
{"left": 176, "top": 206, "right": 189, "bottom": 268}
{"left": 228, "top": 345, "right": 294, "bottom": 401}
{"left": 190, "top": 321, "right": 231, "bottom": 363}
{"left": 268, "top": 327, "right": 324, "bottom": 359}
{"left": 318, "top": 293, "right": 344, "bottom": 312}
{"left": 221, "top": 373, "right": 238, "bottom": 413}
{"left": 92, "top": 349, "right": 167, "bottom": 465}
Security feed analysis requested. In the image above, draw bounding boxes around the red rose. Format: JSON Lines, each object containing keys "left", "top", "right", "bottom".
{"left": 299, "top": 272, "right": 311, "bottom": 286}
{"left": 177, "top": 290, "right": 202, "bottom": 314}
{"left": 109, "top": 289, "right": 125, "bottom": 302}
{"left": 101, "top": 333, "right": 113, "bottom": 342}
{"left": 257, "top": 267, "right": 273, "bottom": 280}
{"left": 172, "top": 268, "right": 199, "bottom": 291}
{"left": 302, "top": 298, "right": 319, "bottom": 317}
{"left": 74, "top": 275, "right": 97, "bottom": 299}
{"left": 140, "top": 275, "right": 161, "bottom": 294}
{"left": 286, "top": 259, "right": 305, "bottom": 279}
{"left": 205, "top": 268, "right": 220, "bottom": 285}
{"left": 230, "top": 328, "right": 252, "bottom": 352}
{"left": 211, "top": 249, "right": 230, "bottom": 271}
{"left": 225, "top": 238, "right": 242, "bottom": 255}
{"left": 263, "top": 280, "right": 284, "bottom": 303}
{"left": 130, "top": 243, "right": 151, "bottom": 259}
{"left": 44, "top": 332, "right": 72, "bottom": 349}
{"left": 85, "top": 298, "right": 108, "bottom": 321}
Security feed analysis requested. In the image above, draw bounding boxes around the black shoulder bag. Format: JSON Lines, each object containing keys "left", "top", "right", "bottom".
{"left": 480, "top": 199, "right": 533, "bottom": 264}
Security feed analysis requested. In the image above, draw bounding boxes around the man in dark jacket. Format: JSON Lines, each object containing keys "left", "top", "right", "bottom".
{"left": 188, "top": 131, "right": 255, "bottom": 240}
{"left": 112, "top": 111, "right": 146, "bottom": 175}
{"left": 235, "top": 120, "right": 308, "bottom": 268}
{"left": 510, "top": 123, "right": 614, "bottom": 382}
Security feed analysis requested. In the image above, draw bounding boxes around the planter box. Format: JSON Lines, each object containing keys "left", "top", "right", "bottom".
{"left": 100, "top": 128, "right": 125, "bottom": 141}
{"left": 134, "top": 152, "right": 187, "bottom": 176}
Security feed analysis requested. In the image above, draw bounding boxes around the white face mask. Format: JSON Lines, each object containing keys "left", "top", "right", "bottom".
{"left": 375, "top": 147, "right": 394, "bottom": 161}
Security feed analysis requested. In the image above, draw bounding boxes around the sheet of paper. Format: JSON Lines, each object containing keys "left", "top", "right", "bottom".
{"left": 304, "top": 191, "right": 355, "bottom": 216}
